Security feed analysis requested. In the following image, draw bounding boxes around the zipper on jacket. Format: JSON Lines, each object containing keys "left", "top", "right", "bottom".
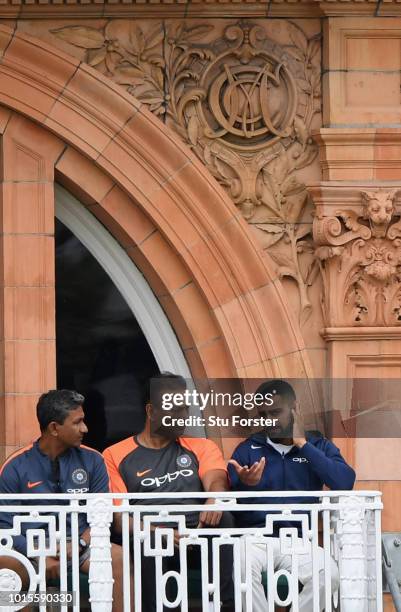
{"left": 282, "top": 451, "right": 286, "bottom": 488}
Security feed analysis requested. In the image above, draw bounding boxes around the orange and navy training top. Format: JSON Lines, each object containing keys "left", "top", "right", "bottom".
{"left": 103, "top": 436, "right": 227, "bottom": 526}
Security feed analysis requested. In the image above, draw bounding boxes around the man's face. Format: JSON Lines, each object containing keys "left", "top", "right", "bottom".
{"left": 150, "top": 386, "right": 188, "bottom": 438}
{"left": 259, "top": 394, "right": 294, "bottom": 438}
{"left": 54, "top": 406, "right": 88, "bottom": 448}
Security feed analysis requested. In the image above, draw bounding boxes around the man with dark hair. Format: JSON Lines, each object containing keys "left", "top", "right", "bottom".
{"left": 103, "top": 372, "right": 235, "bottom": 611}
{"left": 228, "top": 379, "right": 356, "bottom": 612}
{"left": 35, "top": 389, "right": 85, "bottom": 431}
{"left": 0, "top": 389, "right": 125, "bottom": 612}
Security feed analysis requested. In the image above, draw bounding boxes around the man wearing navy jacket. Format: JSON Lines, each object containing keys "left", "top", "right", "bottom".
{"left": 0, "top": 389, "right": 125, "bottom": 612}
{"left": 228, "top": 379, "right": 356, "bottom": 612}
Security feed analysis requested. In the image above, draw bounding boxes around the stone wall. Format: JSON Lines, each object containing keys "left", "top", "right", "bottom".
{"left": 0, "top": 6, "right": 400, "bottom": 587}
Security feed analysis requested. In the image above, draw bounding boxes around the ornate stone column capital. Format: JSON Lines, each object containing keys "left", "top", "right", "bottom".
{"left": 307, "top": 183, "right": 401, "bottom": 327}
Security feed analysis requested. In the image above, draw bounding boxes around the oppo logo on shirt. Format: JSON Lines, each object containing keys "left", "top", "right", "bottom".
{"left": 141, "top": 469, "right": 194, "bottom": 488}
{"left": 292, "top": 457, "right": 308, "bottom": 463}
{"left": 67, "top": 487, "right": 89, "bottom": 493}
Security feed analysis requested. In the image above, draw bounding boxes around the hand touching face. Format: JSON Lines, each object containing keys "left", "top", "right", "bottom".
{"left": 291, "top": 401, "right": 307, "bottom": 448}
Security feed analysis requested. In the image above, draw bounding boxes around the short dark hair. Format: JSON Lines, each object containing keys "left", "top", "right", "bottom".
{"left": 255, "top": 379, "right": 296, "bottom": 403}
{"left": 36, "top": 389, "right": 85, "bottom": 431}
{"left": 147, "top": 372, "right": 186, "bottom": 409}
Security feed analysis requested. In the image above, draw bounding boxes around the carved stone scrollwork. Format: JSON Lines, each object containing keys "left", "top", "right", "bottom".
{"left": 165, "top": 20, "right": 321, "bottom": 324}
{"left": 311, "top": 188, "right": 401, "bottom": 327}
{"left": 50, "top": 19, "right": 321, "bottom": 324}
{"left": 165, "top": 20, "right": 320, "bottom": 220}
{"left": 50, "top": 20, "right": 320, "bottom": 212}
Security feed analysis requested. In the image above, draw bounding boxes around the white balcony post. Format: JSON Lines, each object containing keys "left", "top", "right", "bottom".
{"left": 87, "top": 497, "right": 114, "bottom": 612}
{"left": 337, "top": 495, "right": 369, "bottom": 612}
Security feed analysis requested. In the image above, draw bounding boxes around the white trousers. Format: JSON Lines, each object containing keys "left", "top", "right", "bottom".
{"left": 241, "top": 537, "right": 339, "bottom": 612}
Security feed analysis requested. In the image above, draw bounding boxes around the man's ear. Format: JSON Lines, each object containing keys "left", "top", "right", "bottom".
{"left": 145, "top": 403, "right": 153, "bottom": 420}
{"left": 48, "top": 421, "right": 59, "bottom": 437}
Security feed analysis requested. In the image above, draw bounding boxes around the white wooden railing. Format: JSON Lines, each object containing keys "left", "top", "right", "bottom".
{"left": 0, "top": 491, "right": 383, "bottom": 611}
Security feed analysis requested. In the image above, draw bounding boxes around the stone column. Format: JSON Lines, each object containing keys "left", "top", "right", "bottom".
{"left": 309, "top": 14, "right": 401, "bottom": 412}
{"left": 0, "top": 111, "right": 64, "bottom": 460}
{"left": 308, "top": 18, "right": 401, "bottom": 610}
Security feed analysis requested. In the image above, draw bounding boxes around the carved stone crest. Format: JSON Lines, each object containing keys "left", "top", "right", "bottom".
{"left": 50, "top": 19, "right": 321, "bottom": 324}
{"left": 50, "top": 20, "right": 320, "bottom": 221}
{"left": 165, "top": 20, "right": 321, "bottom": 324}
{"left": 312, "top": 188, "right": 401, "bottom": 327}
{"left": 191, "top": 27, "right": 297, "bottom": 147}
{"left": 166, "top": 20, "right": 320, "bottom": 222}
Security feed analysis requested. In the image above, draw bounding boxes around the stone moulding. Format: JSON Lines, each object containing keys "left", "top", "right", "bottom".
{"left": 322, "top": 327, "right": 401, "bottom": 341}
{"left": 308, "top": 183, "right": 401, "bottom": 328}
{"left": 313, "top": 130, "right": 401, "bottom": 181}
{"left": 0, "top": 0, "right": 399, "bottom": 18}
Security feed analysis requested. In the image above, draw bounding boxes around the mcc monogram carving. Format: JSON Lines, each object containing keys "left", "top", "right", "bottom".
{"left": 165, "top": 20, "right": 320, "bottom": 222}
{"left": 51, "top": 19, "right": 321, "bottom": 324}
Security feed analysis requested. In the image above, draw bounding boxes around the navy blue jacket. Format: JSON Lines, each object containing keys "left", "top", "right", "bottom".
{"left": 228, "top": 433, "right": 356, "bottom": 529}
{"left": 0, "top": 441, "right": 109, "bottom": 554}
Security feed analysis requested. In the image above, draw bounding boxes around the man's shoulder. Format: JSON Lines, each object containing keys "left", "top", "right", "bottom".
{"left": 178, "top": 437, "right": 222, "bottom": 457}
{"left": 179, "top": 436, "right": 216, "bottom": 449}
{"left": 78, "top": 444, "right": 106, "bottom": 465}
{"left": 0, "top": 443, "right": 35, "bottom": 477}
{"left": 102, "top": 437, "right": 138, "bottom": 465}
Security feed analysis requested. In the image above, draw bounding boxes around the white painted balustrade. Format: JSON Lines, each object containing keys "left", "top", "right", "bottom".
{"left": 0, "top": 491, "right": 382, "bottom": 611}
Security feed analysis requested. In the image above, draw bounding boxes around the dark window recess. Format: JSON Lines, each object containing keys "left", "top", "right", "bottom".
{"left": 55, "top": 217, "right": 159, "bottom": 451}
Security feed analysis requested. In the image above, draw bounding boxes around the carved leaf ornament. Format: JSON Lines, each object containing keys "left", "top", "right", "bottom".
{"left": 52, "top": 22, "right": 165, "bottom": 115}
{"left": 164, "top": 20, "right": 321, "bottom": 324}
{"left": 313, "top": 190, "right": 401, "bottom": 327}
{"left": 52, "top": 20, "right": 321, "bottom": 324}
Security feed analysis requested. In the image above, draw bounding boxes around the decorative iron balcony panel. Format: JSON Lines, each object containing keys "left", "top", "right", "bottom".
{"left": 0, "top": 491, "right": 383, "bottom": 611}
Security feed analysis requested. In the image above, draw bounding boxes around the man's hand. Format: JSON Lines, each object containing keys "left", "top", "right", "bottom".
{"left": 173, "top": 529, "right": 181, "bottom": 548}
{"left": 198, "top": 498, "right": 222, "bottom": 528}
{"left": 45, "top": 557, "right": 60, "bottom": 581}
{"left": 228, "top": 457, "right": 265, "bottom": 486}
{"left": 292, "top": 402, "right": 307, "bottom": 448}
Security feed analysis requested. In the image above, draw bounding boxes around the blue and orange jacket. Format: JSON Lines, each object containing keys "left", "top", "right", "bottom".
{"left": 0, "top": 441, "right": 109, "bottom": 554}
{"left": 228, "top": 432, "right": 356, "bottom": 530}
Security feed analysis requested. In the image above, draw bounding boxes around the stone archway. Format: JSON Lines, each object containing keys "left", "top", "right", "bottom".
{"left": 0, "top": 26, "right": 311, "bottom": 455}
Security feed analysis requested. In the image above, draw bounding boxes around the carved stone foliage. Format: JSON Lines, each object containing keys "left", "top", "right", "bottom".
{"left": 165, "top": 20, "right": 321, "bottom": 323}
{"left": 52, "top": 22, "right": 165, "bottom": 115}
{"left": 165, "top": 21, "right": 320, "bottom": 221}
{"left": 312, "top": 189, "right": 401, "bottom": 327}
{"left": 51, "top": 19, "right": 321, "bottom": 325}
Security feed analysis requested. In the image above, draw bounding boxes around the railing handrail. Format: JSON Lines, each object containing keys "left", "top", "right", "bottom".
{"left": 0, "top": 490, "right": 382, "bottom": 500}
{"left": 0, "top": 489, "right": 384, "bottom": 612}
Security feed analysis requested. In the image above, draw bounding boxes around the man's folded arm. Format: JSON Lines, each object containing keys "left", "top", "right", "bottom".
{"left": 201, "top": 468, "right": 229, "bottom": 493}
{"left": 300, "top": 440, "right": 356, "bottom": 490}
{"left": 187, "top": 438, "right": 228, "bottom": 493}
{"left": 196, "top": 440, "right": 229, "bottom": 527}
